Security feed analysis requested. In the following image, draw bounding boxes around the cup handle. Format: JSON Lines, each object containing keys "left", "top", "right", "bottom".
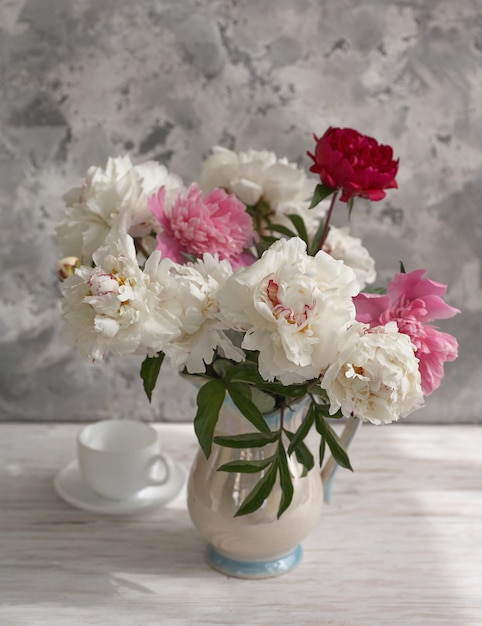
{"left": 146, "top": 454, "right": 171, "bottom": 487}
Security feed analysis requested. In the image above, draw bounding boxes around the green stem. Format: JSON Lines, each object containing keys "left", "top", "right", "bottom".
{"left": 318, "top": 190, "right": 339, "bottom": 251}
{"left": 279, "top": 404, "right": 285, "bottom": 441}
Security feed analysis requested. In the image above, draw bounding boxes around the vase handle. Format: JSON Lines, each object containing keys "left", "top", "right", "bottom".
{"left": 320, "top": 415, "right": 361, "bottom": 504}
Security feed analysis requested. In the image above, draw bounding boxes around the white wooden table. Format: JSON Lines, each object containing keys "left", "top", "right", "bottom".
{"left": 0, "top": 423, "right": 481, "bottom": 626}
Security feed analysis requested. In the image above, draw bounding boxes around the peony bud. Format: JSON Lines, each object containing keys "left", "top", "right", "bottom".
{"left": 56, "top": 256, "right": 81, "bottom": 282}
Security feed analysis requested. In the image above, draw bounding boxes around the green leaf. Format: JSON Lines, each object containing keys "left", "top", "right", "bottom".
{"left": 256, "top": 198, "right": 272, "bottom": 217}
{"left": 362, "top": 285, "right": 387, "bottom": 295}
{"left": 311, "top": 395, "right": 344, "bottom": 419}
{"left": 226, "top": 382, "right": 271, "bottom": 434}
{"left": 251, "top": 387, "right": 276, "bottom": 414}
{"left": 318, "top": 437, "right": 326, "bottom": 468}
{"left": 315, "top": 413, "right": 353, "bottom": 471}
{"left": 258, "top": 234, "right": 279, "bottom": 245}
{"left": 254, "top": 238, "right": 276, "bottom": 258}
{"left": 308, "top": 218, "right": 328, "bottom": 256}
{"left": 218, "top": 455, "right": 276, "bottom": 473}
{"left": 284, "top": 433, "right": 315, "bottom": 476}
{"left": 309, "top": 385, "right": 328, "bottom": 399}
{"left": 298, "top": 440, "right": 315, "bottom": 474}
{"left": 286, "top": 402, "right": 315, "bottom": 456}
{"left": 140, "top": 352, "right": 165, "bottom": 402}
{"left": 311, "top": 402, "right": 334, "bottom": 418}
{"left": 180, "top": 251, "right": 199, "bottom": 263}
{"left": 256, "top": 382, "right": 309, "bottom": 398}
{"left": 286, "top": 214, "right": 309, "bottom": 245}
{"left": 399, "top": 260, "right": 406, "bottom": 274}
{"left": 213, "top": 431, "right": 279, "bottom": 448}
{"left": 266, "top": 223, "right": 298, "bottom": 238}
{"left": 234, "top": 461, "right": 279, "bottom": 517}
{"left": 277, "top": 443, "right": 294, "bottom": 518}
{"left": 312, "top": 401, "right": 328, "bottom": 416}
{"left": 193, "top": 379, "right": 226, "bottom": 458}
{"left": 212, "top": 358, "right": 236, "bottom": 378}
{"left": 225, "top": 363, "right": 264, "bottom": 384}
{"left": 244, "top": 350, "right": 260, "bottom": 364}
{"left": 309, "top": 183, "right": 334, "bottom": 209}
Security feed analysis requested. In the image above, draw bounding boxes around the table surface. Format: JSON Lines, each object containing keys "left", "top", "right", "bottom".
{"left": 0, "top": 422, "right": 481, "bottom": 626}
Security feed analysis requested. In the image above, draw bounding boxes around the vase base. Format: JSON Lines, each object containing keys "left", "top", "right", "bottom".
{"left": 206, "top": 544, "right": 303, "bottom": 579}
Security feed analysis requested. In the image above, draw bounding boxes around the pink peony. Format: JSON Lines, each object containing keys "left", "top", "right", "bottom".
{"left": 307, "top": 127, "right": 399, "bottom": 202}
{"left": 353, "top": 269, "right": 459, "bottom": 395}
{"left": 148, "top": 184, "right": 254, "bottom": 265}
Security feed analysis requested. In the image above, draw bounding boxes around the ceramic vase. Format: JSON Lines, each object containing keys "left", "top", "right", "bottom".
{"left": 187, "top": 397, "right": 324, "bottom": 579}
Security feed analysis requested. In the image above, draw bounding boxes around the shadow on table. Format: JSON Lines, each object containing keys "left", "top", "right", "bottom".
{"left": 303, "top": 424, "right": 482, "bottom": 625}
{"left": 2, "top": 471, "right": 212, "bottom": 607}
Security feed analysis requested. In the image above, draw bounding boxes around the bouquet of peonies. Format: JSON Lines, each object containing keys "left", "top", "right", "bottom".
{"left": 56, "top": 127, "right": 459, "bottom": 518}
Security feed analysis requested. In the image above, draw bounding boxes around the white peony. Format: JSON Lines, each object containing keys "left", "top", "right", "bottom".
{"left": 161, "top": 254, "right": 244, "bottom": 373}
{"left": 321, "top": 322, "right": 424, "bottom": 425}
{"left": 198, "top": 146, "right": 323, "bottom": 234}
{"left": 60, "top": 230, "right": 181, "bottom": 362}
{"left": 57, "top": 156, "right": 184, "bottom": 264}
{"left": 217, "top": 237, "right": 360, "bottom": 385}
{"left": 323, "top": 226, "right": 376, "bottom": 289}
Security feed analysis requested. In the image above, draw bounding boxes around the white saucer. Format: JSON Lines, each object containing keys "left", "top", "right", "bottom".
{"left": 54, "top": 458, "right": 186, "bottom": 515}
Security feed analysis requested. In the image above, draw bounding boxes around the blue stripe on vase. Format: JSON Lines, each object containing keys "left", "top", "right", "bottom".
{"left": 206, "top": 544, "right": 303, "bottom": 579}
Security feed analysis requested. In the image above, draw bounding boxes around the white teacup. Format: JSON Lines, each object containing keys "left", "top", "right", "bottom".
{"left": 77, "top": 419, "right": 171, "bottom": 500}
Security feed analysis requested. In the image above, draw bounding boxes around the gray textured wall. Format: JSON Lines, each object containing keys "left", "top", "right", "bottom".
{"left": 1, "top": 0, "right": 480, "bottom": 423}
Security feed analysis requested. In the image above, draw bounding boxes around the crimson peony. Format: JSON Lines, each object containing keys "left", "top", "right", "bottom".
{"left": 308, "top": 127, "right": 399, "bottom": 202}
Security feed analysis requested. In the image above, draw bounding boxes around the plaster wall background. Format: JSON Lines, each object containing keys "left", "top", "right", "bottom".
{"left": 1, "top": 0, "right": 480, "bottom": 423}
